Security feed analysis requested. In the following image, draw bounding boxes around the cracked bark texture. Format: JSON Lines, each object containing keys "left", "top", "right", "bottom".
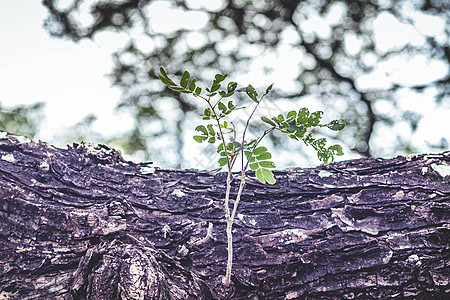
{"left": 0, "top": 132, "right": 448, "bottom": 299}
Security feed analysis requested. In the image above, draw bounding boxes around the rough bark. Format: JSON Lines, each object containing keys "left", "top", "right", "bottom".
{"left": 0, "top": 132, "right": 448, "bottom": 299}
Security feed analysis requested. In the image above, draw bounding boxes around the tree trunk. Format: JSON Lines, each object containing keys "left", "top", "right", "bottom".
{"left": 0, "top": 132, "right": 448, "bottom": 299}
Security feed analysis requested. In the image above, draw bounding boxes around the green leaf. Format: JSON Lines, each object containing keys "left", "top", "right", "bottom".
{"left": 249, "top": 162, "right": 260, "bottom": 171}
{"left": 261, "top": 169, "right": 276, "bottom": 184}
{"left": 180, "top": 71, "right": 190, "bottom": 88}
{"left": 277, "top": 114, "right": 285, "bottom": 122}
{"left": 208, "top": 137, "right": 216, "bottom": 143}
{"left": 211, "top": 83, "right": 221, "bottom": 93}
{"left": 294, "top": 125, "right": 307, "bottom": 139}
{"left": 229, "top": 141, "right": 242, "bottom": 152}
{"left": 194, "top": 87, "right": 202, "bottom": 95}
{"left": 218, "top": 102, "right": 227, "bottom": 113}
{"left": 218, "top": 157, "right": 228, "bottom": 166}
{"left": 329, "top": 144, "right": 344, "bottom": 155}
{"left": 204, "top": 108, "right": 211, "bottom": 117}
{"left": 308, "top": 111, "right": 323, "bottom": 126}
{"left": 193, "top": 136, "right": 207, "bottom": 143}
{"left": 287, "top": 110, "right": 297, "bottom": 120}
{"left": 255, "top": 168, "right": 265, "bottom": 183}
{"left": 169, "top": 86, "right": 188, "bottom": 92}
{"left": 214, "top": 74, "right": 228, "bottom": 83}
{"left": 228, "top": 101, "right": 235, "bottom": 109}
{"left": 256, "top": 152, "right": 272, "bottom": 160}
{"left": 159, "top": 67, "right": 168, "bottom": 78}
{"left": 261, "top": 116, "right": 276, "bottom": 126}
{"left": 327, "top": 119, "right": 346, "bottom": 131}
{"left": 297, "top": 108, "right": 310, "bottom": 124}
{"left": 207, "top": 124, "right": 215, "bottom": 136}
{"left": 265, "top": 83, "right": 274, "bottom": 95}
{"left": 313, "top": 138, "right": 327, "bottom": 149}
{"left": 228, "top": 82, "right": 238, "bottom": 93}
{"left": 246, "top": 85, "right": 258, "bottom": 102}
{"left": 158, "top": 75, "right": 177, "bottom": 86}
{"left": 259, "top": 161, "right": 276, "bottom": 168}
{"left": 195, "top": 125, "right": 208, "bottom": 135}
{"left": 253, "top": 146, "right": 267, "bottom": 156}
{"left": 261, "top": 168, "right": 276, "bottom": 184}
{"left": 188, "top": 78, "right": 197, "bottom": 91}
{"left": 217, "top": 143, "right": 224, "bottom": 152}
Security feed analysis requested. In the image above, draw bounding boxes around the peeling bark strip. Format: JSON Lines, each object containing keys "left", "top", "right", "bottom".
{"left": 0, "top": 132, "right": 449, "bottom": 299}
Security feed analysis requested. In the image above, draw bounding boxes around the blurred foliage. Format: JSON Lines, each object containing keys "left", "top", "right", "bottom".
{"left": 0, "top": 102, "right": 44, "bottom": 139}
{"left": 41, "top": 0, "right": 448, "bottom": 167}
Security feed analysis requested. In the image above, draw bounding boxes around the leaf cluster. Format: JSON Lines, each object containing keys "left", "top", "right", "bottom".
{"left": 158, "top": 67, "right": 346, "bottom": 183}
{"left": 261, "top": 107, "right": 346, "bottom": 164}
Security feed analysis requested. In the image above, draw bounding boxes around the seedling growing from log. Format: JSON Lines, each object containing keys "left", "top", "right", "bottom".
{"left": 159, "top": 67, "right": 346, "bottom": 287}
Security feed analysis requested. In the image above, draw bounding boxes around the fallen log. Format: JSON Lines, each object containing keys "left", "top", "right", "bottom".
{"left": 0, "top": 132, "right": 448, "bottom": 299}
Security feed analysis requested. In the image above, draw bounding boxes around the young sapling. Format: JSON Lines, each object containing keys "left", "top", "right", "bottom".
{"left": 158, "top": 67, "right": 346, "bottom": 287}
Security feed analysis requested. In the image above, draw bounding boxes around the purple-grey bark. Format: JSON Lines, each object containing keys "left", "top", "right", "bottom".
{"left": 0, "top": 132, "right": 448, "bottom": 299}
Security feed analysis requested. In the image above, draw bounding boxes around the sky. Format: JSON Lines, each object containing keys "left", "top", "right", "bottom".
{"left": 0, "top": 1, "right": 129, "bottom": 141}
{"left": 0, "top": 0, "right": 448, "bottom": 169}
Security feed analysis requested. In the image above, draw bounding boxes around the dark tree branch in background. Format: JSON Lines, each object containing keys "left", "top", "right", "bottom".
{"left": 39, "top": 0, "right": 449, "bottom": 167}
{"left": 0, "top": 132, "right": 449, "bottom": 299}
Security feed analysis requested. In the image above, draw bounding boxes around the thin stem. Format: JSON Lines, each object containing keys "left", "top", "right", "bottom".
{"left": 230, "top": 171, "right": 245, "bottom": 223}
{"left": 203, "top": 97, "right": 235, "bottom": 287}
{"left": 241, "top": 99, "right": 263, "bottom": 171}
{"left": 230, "top": 127, "right": 273, "bottom": 224}
{"left": 224, "top": 175, "right": 233, "bottom": 286}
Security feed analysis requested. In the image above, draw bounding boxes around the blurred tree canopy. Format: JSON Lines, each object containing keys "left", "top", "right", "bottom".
{"left": 0, "top": 102, "right": 44, "bottom": 139}
{"left": 41, "top": 0, "right": 448, "bottom": 168}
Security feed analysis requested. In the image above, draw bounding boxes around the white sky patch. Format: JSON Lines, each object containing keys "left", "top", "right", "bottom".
{"left": 300, "top": 14, "right": 331, "bottom": 39}
{"left": 186, "top": 0, "right": 224, "bottom": 11}
{"left": 146, "top": 2, "right": 209, "bottom": 33}
{"left": 374, "top": 12, "right": 424, "bottom": 53}
{"left": 387, "top": 55, "right": 448, "bottom": 86}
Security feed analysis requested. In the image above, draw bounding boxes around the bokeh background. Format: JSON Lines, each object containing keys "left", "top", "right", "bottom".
{"left": 1, "top": 0, "right": 448, "bottom": 170}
